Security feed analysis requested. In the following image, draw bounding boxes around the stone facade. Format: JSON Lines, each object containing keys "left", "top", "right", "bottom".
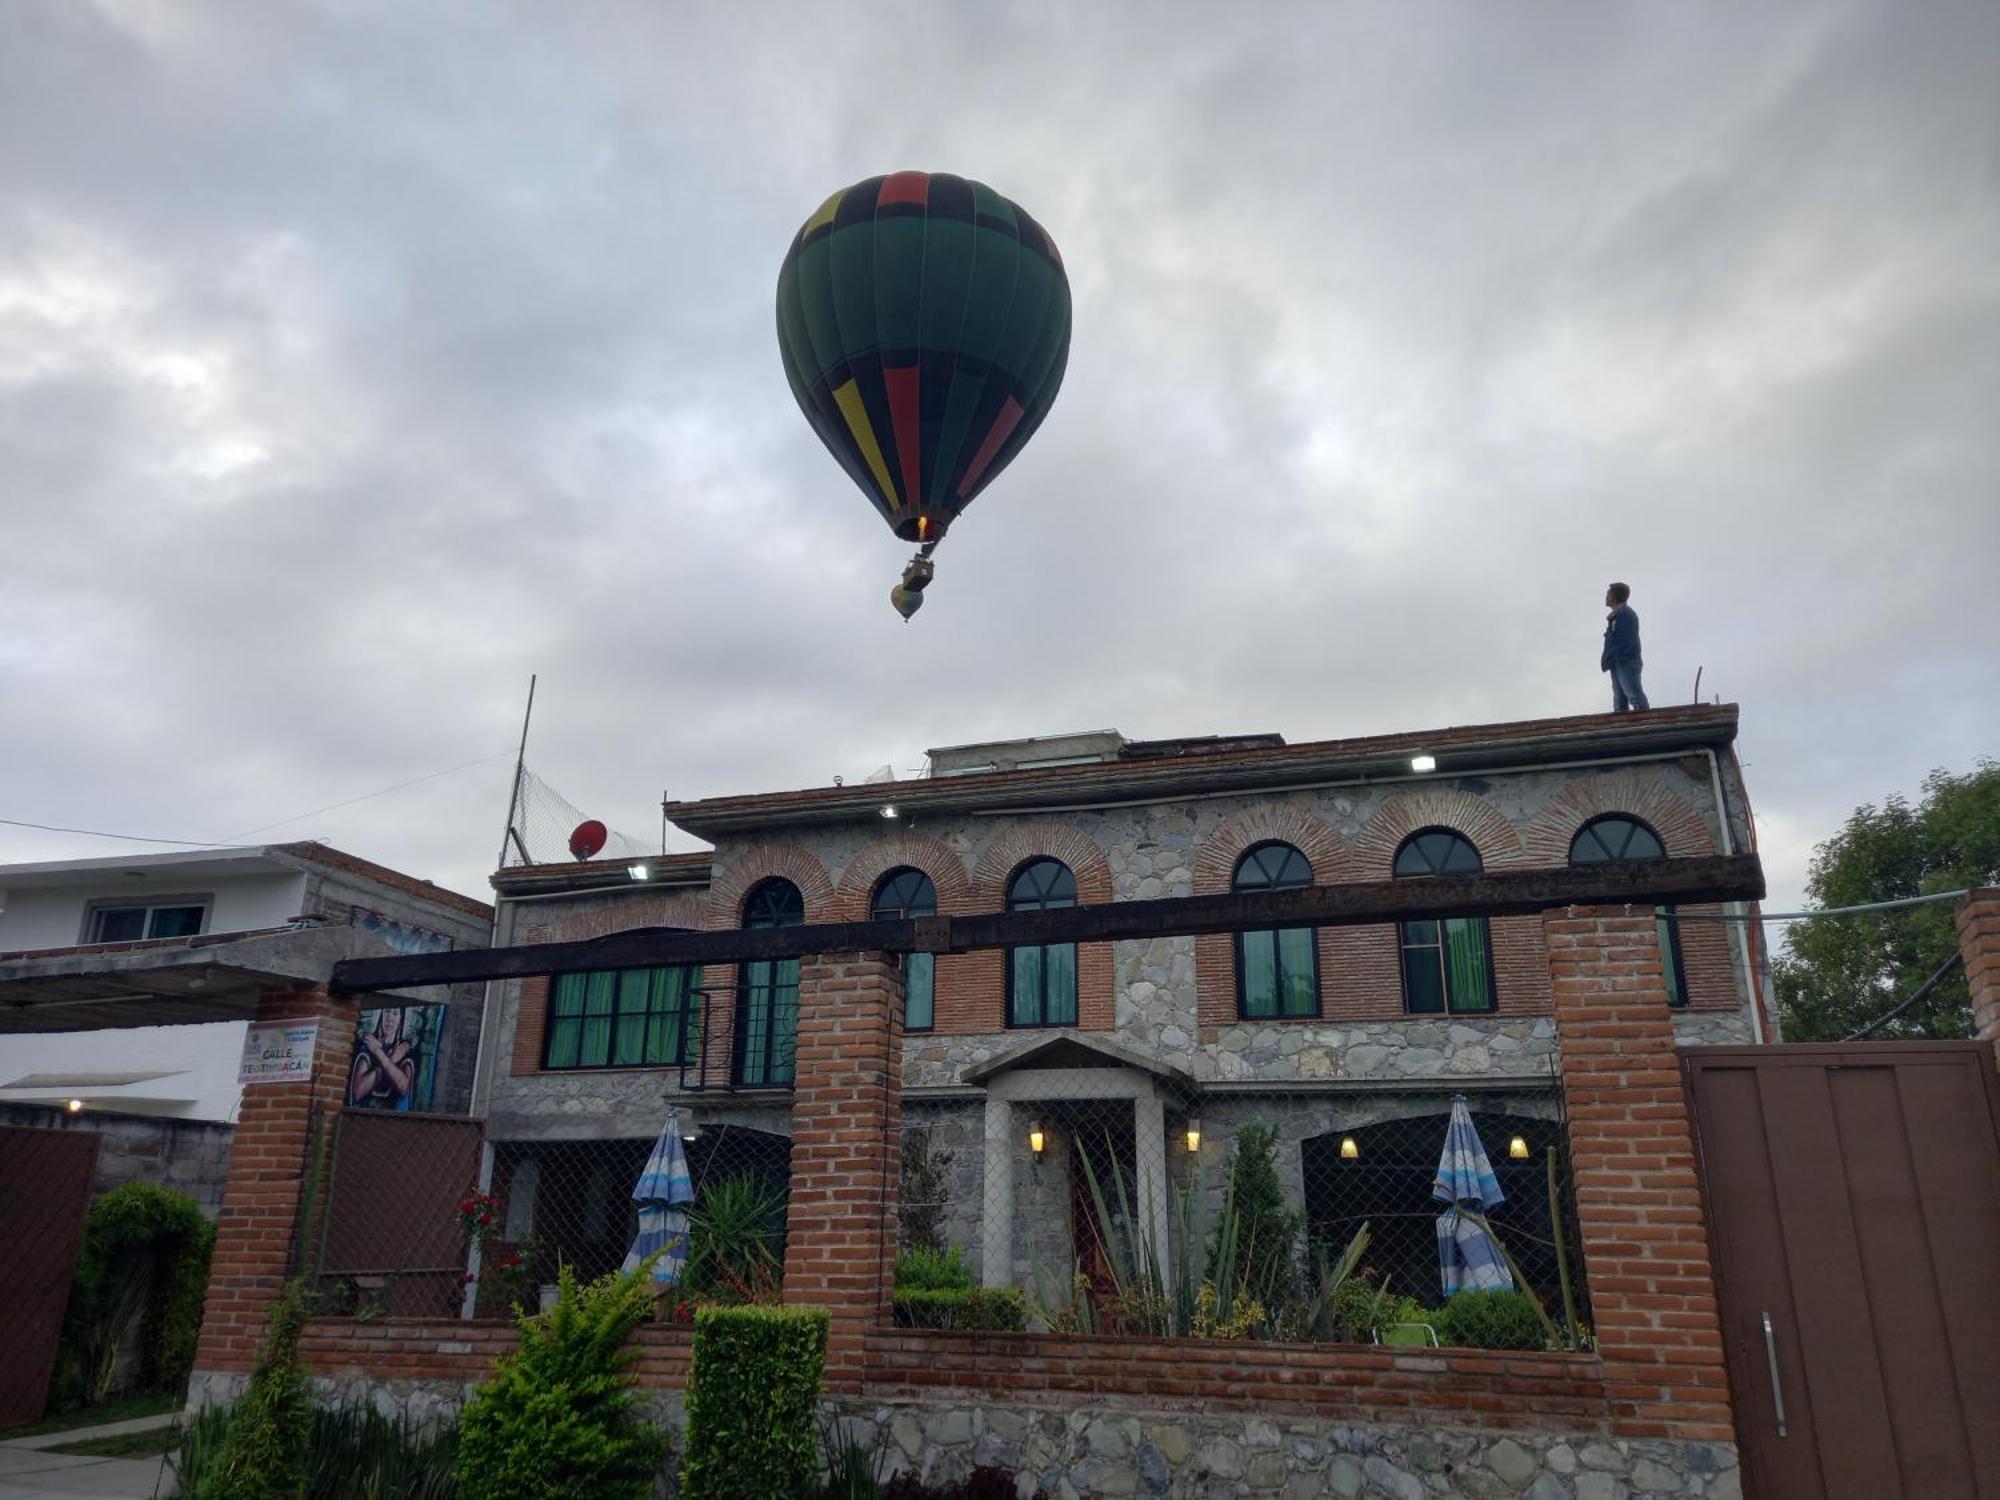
{"left": 0, "top": 1101, "right": 234, "bottom": 1218}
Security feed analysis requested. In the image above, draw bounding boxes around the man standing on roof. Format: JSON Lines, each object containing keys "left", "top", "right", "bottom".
{"left": 1601, "top": 582, "right": 1648, "bottom": 712}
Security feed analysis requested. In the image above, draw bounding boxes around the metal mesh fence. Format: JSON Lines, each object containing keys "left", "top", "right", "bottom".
{"left": 311, "top": 1110, "right": 791, "bottom": 1321}
{"left": 504, "top": 763, "right": 656, "bottom": 867}
{"left": 941, "top": 1082, "right": 1591, "bottom": 1348}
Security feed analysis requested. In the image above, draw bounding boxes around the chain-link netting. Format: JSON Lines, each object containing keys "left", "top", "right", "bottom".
{"left": 310, "top": 1110, "right": 791, "bottom": 1322}
{"left": 503, "top": 764, "right": 656, "bottom": 867}
{"left": 914, "top": 1083, "right": 1591, "bottom": 1348}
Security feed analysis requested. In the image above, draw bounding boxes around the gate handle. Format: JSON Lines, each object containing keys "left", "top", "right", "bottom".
{"left": 1761, "top": 1312, "right": 1788, "bottom": 1438}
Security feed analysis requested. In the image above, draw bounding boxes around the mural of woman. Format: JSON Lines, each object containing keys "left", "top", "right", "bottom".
{"left": 349, "top": 1006, "right": 420, "bottom": 1110}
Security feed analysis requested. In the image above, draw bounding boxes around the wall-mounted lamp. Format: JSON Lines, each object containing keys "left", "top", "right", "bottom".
{"left": 1028, "top": 1121, "right": 1046, "bottom": 1156}
{"left": 1184, "top": 1119, "right": 1202, "bottom": 1154}
{"left": 879, "top": 804, "right": 900, "bottom": 820}
{"left": 1508, "top": 1136, "right": 1531, "bottom": 1160}
{"left": 626, "top": 863, "right": 651, "bottom": 882}
{"left": 1409, "top": 754, "right": 1438, "bottom": 773}
{"left": 1339, "top": 1135, "right": 1359, "bottom": 1160}
{"left": 67, "top": 1098, "right": 85, "bottom": 1114}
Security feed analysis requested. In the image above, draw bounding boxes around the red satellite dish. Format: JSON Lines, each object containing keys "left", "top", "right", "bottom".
{"left": 568, "top": 820, "right": 608, "bottom": 862}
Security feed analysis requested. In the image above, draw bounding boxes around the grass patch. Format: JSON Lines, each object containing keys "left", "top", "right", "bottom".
{"left": 0, "top": 1390, "right": 178, "bottom": 1439}
{"left": 46, "top": 1426, "right": 180, "bottom": 1459}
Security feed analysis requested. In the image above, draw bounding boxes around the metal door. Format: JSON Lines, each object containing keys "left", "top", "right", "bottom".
{"left": 1684, "top": 1043, "right": 2000, "bottom": 1499}
{"left": 0, "top": 1126, "right": 101, "bottom": 1425}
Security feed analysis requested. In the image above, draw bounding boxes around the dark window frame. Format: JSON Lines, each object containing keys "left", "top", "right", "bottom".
{"left": 1392, "top": 829, "right": 1498, "bottom": 1016}
{"left": 541, "top": 964, "right": 702, "bottom": 1071}
{"left": 1567, "top": 814, "right": 1689, "bottom": 1007}
{"left": 1004, "top": 857, "right": 1079, "bottom": 1029}
{"left": 872, "top": 867, "right": 938, "bottom": 1033}
{"left": 734, "top": 877, "right": 804, "bottom": 1087}
{"left": 1231, "top": 841, "right": 1320, "bottom": 1020}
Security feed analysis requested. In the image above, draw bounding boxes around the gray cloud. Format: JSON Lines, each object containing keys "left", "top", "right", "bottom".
{"left": 2, "top": 0, "right": 1994, "bottom": 914}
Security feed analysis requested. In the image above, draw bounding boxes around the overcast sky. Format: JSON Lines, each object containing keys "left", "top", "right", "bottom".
{"left": 3, "top": 1, "right": 1994, "bottom": 916}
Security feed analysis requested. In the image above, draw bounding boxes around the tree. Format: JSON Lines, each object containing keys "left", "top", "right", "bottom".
{"left": 1774, "top": 761, "right": 1999, "bottom": 1041}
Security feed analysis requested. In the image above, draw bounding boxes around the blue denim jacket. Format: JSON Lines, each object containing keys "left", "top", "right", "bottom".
{"left": 1601, "top": 605, "right": 1641, "bottom": 670}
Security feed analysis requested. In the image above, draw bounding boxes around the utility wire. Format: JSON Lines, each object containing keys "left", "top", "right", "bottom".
{"left": 1841, "top": 950, "right": 1968, "bottom": 1041}
{"left": 1670, "top": 889, "right": 1971, "bottom": 923}
{"left": 3, "top": 747, "right": 516, "bottom": 853}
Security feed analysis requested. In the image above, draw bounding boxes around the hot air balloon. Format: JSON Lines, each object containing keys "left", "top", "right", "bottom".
{"left": 776, "top": 172, "right": 1072, "bottom": 619}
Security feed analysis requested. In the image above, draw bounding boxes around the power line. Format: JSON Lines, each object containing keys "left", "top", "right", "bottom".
{"left": 221, "top": 749, "right": 516, "bottom": 840}
{"left": 0, "top": 817, "right": 221, "bottom": 847}
{"left": 1670, "top": 889, "right": 1971, "bottom": 923}
{"left": 1841, "top": 950, "right": 1967, "bottom": 1041}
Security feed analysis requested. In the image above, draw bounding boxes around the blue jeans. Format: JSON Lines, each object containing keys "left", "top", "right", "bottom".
{"left": 1610, "top": 662, "right": 1648, "bottom": 712}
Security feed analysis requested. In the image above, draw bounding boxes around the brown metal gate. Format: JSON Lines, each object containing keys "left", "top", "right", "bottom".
{"left": 1685, "top": 1043, "right": 2000, "bottom": 1500}
{"left": 317, "top": 1111, "right": 483, "bottom": 1318}
{"left": 0, "top": 1125, "right": 102, "bottom": 1425}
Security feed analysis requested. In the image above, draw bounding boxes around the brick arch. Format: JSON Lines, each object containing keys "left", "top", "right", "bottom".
{"left": 1519, "top": 770, "right": 1722, "bottom": 866}
{"left": 970, "top": 822, "right": 1113, "bottom": 906}
{"left": 702, "top": 842, "right": 836, "bottom": 931}
{"left": 832, "top": 834, "right": 973, "bottom": 922}
{"left": 963, "top": 823, "right": 1114, "bottom": 1036}
{"left": 1191, "top": 805, "right": 1344, "bottom": 899}
{"left": 1348, "top": 788, "right": 1531, "bottom": 876}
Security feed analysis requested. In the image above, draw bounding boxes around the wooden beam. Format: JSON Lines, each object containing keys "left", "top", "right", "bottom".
{"left": 329, "top": 854, "right": 1763, "bottom": 995}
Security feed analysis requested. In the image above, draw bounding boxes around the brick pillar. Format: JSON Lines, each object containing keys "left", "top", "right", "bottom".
{"left": 1955, "top": 888, "right": 2000, "bottom": 1069}
{"left": 1545, "top": 907, "right": 1735, "bottom": 1444}
{"left": 783, "top": 953, "right": 903, "bottom": 1394}
{"left": 193, "top": 984, "right": 356, "bottom": 1381}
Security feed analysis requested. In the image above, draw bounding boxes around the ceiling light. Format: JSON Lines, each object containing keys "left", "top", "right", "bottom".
{"left": 1340, "top": 1135, "right": 1359, "bottom": 1160}
{"left": 1509, "top": 1136, "right": 1531, "bottom": 1160}
{"left": 1410, "top": 754, "right": 1437, "bottom": 773}
{"left": 880, "top": 804, "right": 900, "bottom": 820}
{"left": 67, "top": 1098, "right": 85, "bottom": 1114}
{"left": 626, "top": 863, "right": 651, "bottom": 882}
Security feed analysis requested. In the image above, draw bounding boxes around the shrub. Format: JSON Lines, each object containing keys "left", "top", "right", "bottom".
{"left": 894, "top": 1246, "right": 972, "bottom": 1292}
{"left": 1431, "top": 1289, "right": 1549, "bottom": 1351}
{"left": 1204, "top": 1124, "right": 1303, "bottom": 1308}
{"left": 681, "top": 1174, "right": 786, "bottom": 1302}
{"left": 455, "top": 1264, "right": 668, "bottom": 1500}
{"left": 206, "top": 1279, "right": 313, "bottom": 1500}
{"left": 56, "top": 1181, "right": 215, "bottom": 1405}
{"left": 884, "top": 1467, "right": 1035, "bottom": 1499}
{"left": 170, "top": 1400, "right": 458, "bottom": 1500}
{"left": 680, "top": 1304, "right": 828, "bottom": 1500}
{"left": 892, "top": 1286, "right": 1027, "bottom": 1332}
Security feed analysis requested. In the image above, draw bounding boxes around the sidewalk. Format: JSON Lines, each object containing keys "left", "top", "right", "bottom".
{"left": 0, "top": 1446, "right": 169, "bottom": 1500}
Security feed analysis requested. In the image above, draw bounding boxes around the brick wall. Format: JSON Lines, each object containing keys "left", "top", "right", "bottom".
{"left": 1545, "top": 907, "right": 1734, "bottom": 1442}
{"left": 194, "top": 984, "right": 357, "bottom": 1375}
{"left": 1956, "top": 888, "right": 2000, "bottom": 1068}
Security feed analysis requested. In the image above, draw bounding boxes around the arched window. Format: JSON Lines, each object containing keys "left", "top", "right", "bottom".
{"left": 1392, "top": 830, "right": 1495, "bottom": 1014}
{"left": 873, "top": 868, "right": 938, "bottom": 1032}
{"left": 735, "top": 878, "right": 803, "bottom": 1086}
{"left": 1006, "top": 858, "right": 1077, "bottom": 1027}
{"left": 1568, "top": 815, "right": 1687, "bottom": 1007}
{"left": 1233, "top": 842, "right": 1318, "bottom": 1018}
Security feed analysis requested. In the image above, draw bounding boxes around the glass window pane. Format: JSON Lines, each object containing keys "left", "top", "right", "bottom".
{"left": 1402, "top": 936, "right": 1445, "bottom": 1014}
{"left": 1010, "top": 946, "right": 1043, "bottom": 1025}
{"left": 1401, "top": 918, "right": 1439, "bottom": 946}
{"left": 579, "top": 1011, "right": 613, "bottom": 1068}
{"left": 613, "top": 970, "right": 648, "bottom": 1065}
{"left": 92, "top": 908, "right": 146, "bottom": 942}
{"left": 1278, "top": 927, "right": 1318, "bottom": 1016}
{"left": 147, "top": 906, "right": 205, "bottom": 939}
{"left": 905, "top": 952, "right": 934, "bottom": 1031}
{"left": 545, "top": 1017, "right": 580, "bottom": 1069}
{"left": 1444, "top": 918, "right": 1493, "bottom": 1012}
{"left": 771, "top": 959, "right": 799, "bottom": 1085}
{"left": 1044, "top": 944, "right": 1077, "bottom": 1025}
{"left": 1658, "top": 910, "right": 1685, "bottom": 1007}
{"left": 551, "top": 973, "right": 587, "bottom": 1021}
{"left": 1240, "top": 930, "right": 1278, "bottom": 1017}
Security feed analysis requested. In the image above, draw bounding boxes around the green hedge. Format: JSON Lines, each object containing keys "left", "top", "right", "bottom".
{"left": 893, "top": 1246, "right": 973, "bottom": 1292}
{"left": 56, "top": 1181, "right": 215, "bottom": 1405}
{"left": 1431, "top": 1290, "right": 1548, "bottom": 1351}
{"left": 892, "top": 1287, "right": 1027, "bottom": 1332}
{"left": 680, "top": 1305, "right": 827, "bottom": 1500}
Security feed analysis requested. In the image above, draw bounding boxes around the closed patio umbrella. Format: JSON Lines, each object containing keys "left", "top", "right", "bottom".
{"left": 1433, "top": 1097, "right": 1515, "bottom": 1297}
{"left": 624, "top": 1107, "right": 696, "bottom": 1286}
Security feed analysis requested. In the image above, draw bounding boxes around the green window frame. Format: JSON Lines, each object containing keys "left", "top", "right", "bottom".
{"left": 734, "top": 879, "right": 803, "bottom": 1087}
{"left": 1393, "top": 829, "right": 1496, "bottom": 1015}
{"left": 1233, "top": 842, "right": 1319, "bottom": 1019}
{"left": 872, "top": 868, "right": 938, "bottom": 1032}
{"left": 543, "top": 965, "right": 701, "bottom": 1070}
{"left": 1568, "top": 815, "right": 1689, "bottom": 1007}
{"left": 1005, "top": 858, "right": 1078, "bottom": 1028}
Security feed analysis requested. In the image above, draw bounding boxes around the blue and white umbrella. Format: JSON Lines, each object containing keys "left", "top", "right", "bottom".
{"left": 623, "top": 1107, "right": 696, "bottom": 1286}
{"left": 1432, "top": 1097, "right": 1515, "bottom": 1297}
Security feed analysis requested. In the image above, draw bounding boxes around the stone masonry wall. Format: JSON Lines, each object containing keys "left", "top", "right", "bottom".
{"left": 0, "top": 1102, "right": 234, "bottom": 1218}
